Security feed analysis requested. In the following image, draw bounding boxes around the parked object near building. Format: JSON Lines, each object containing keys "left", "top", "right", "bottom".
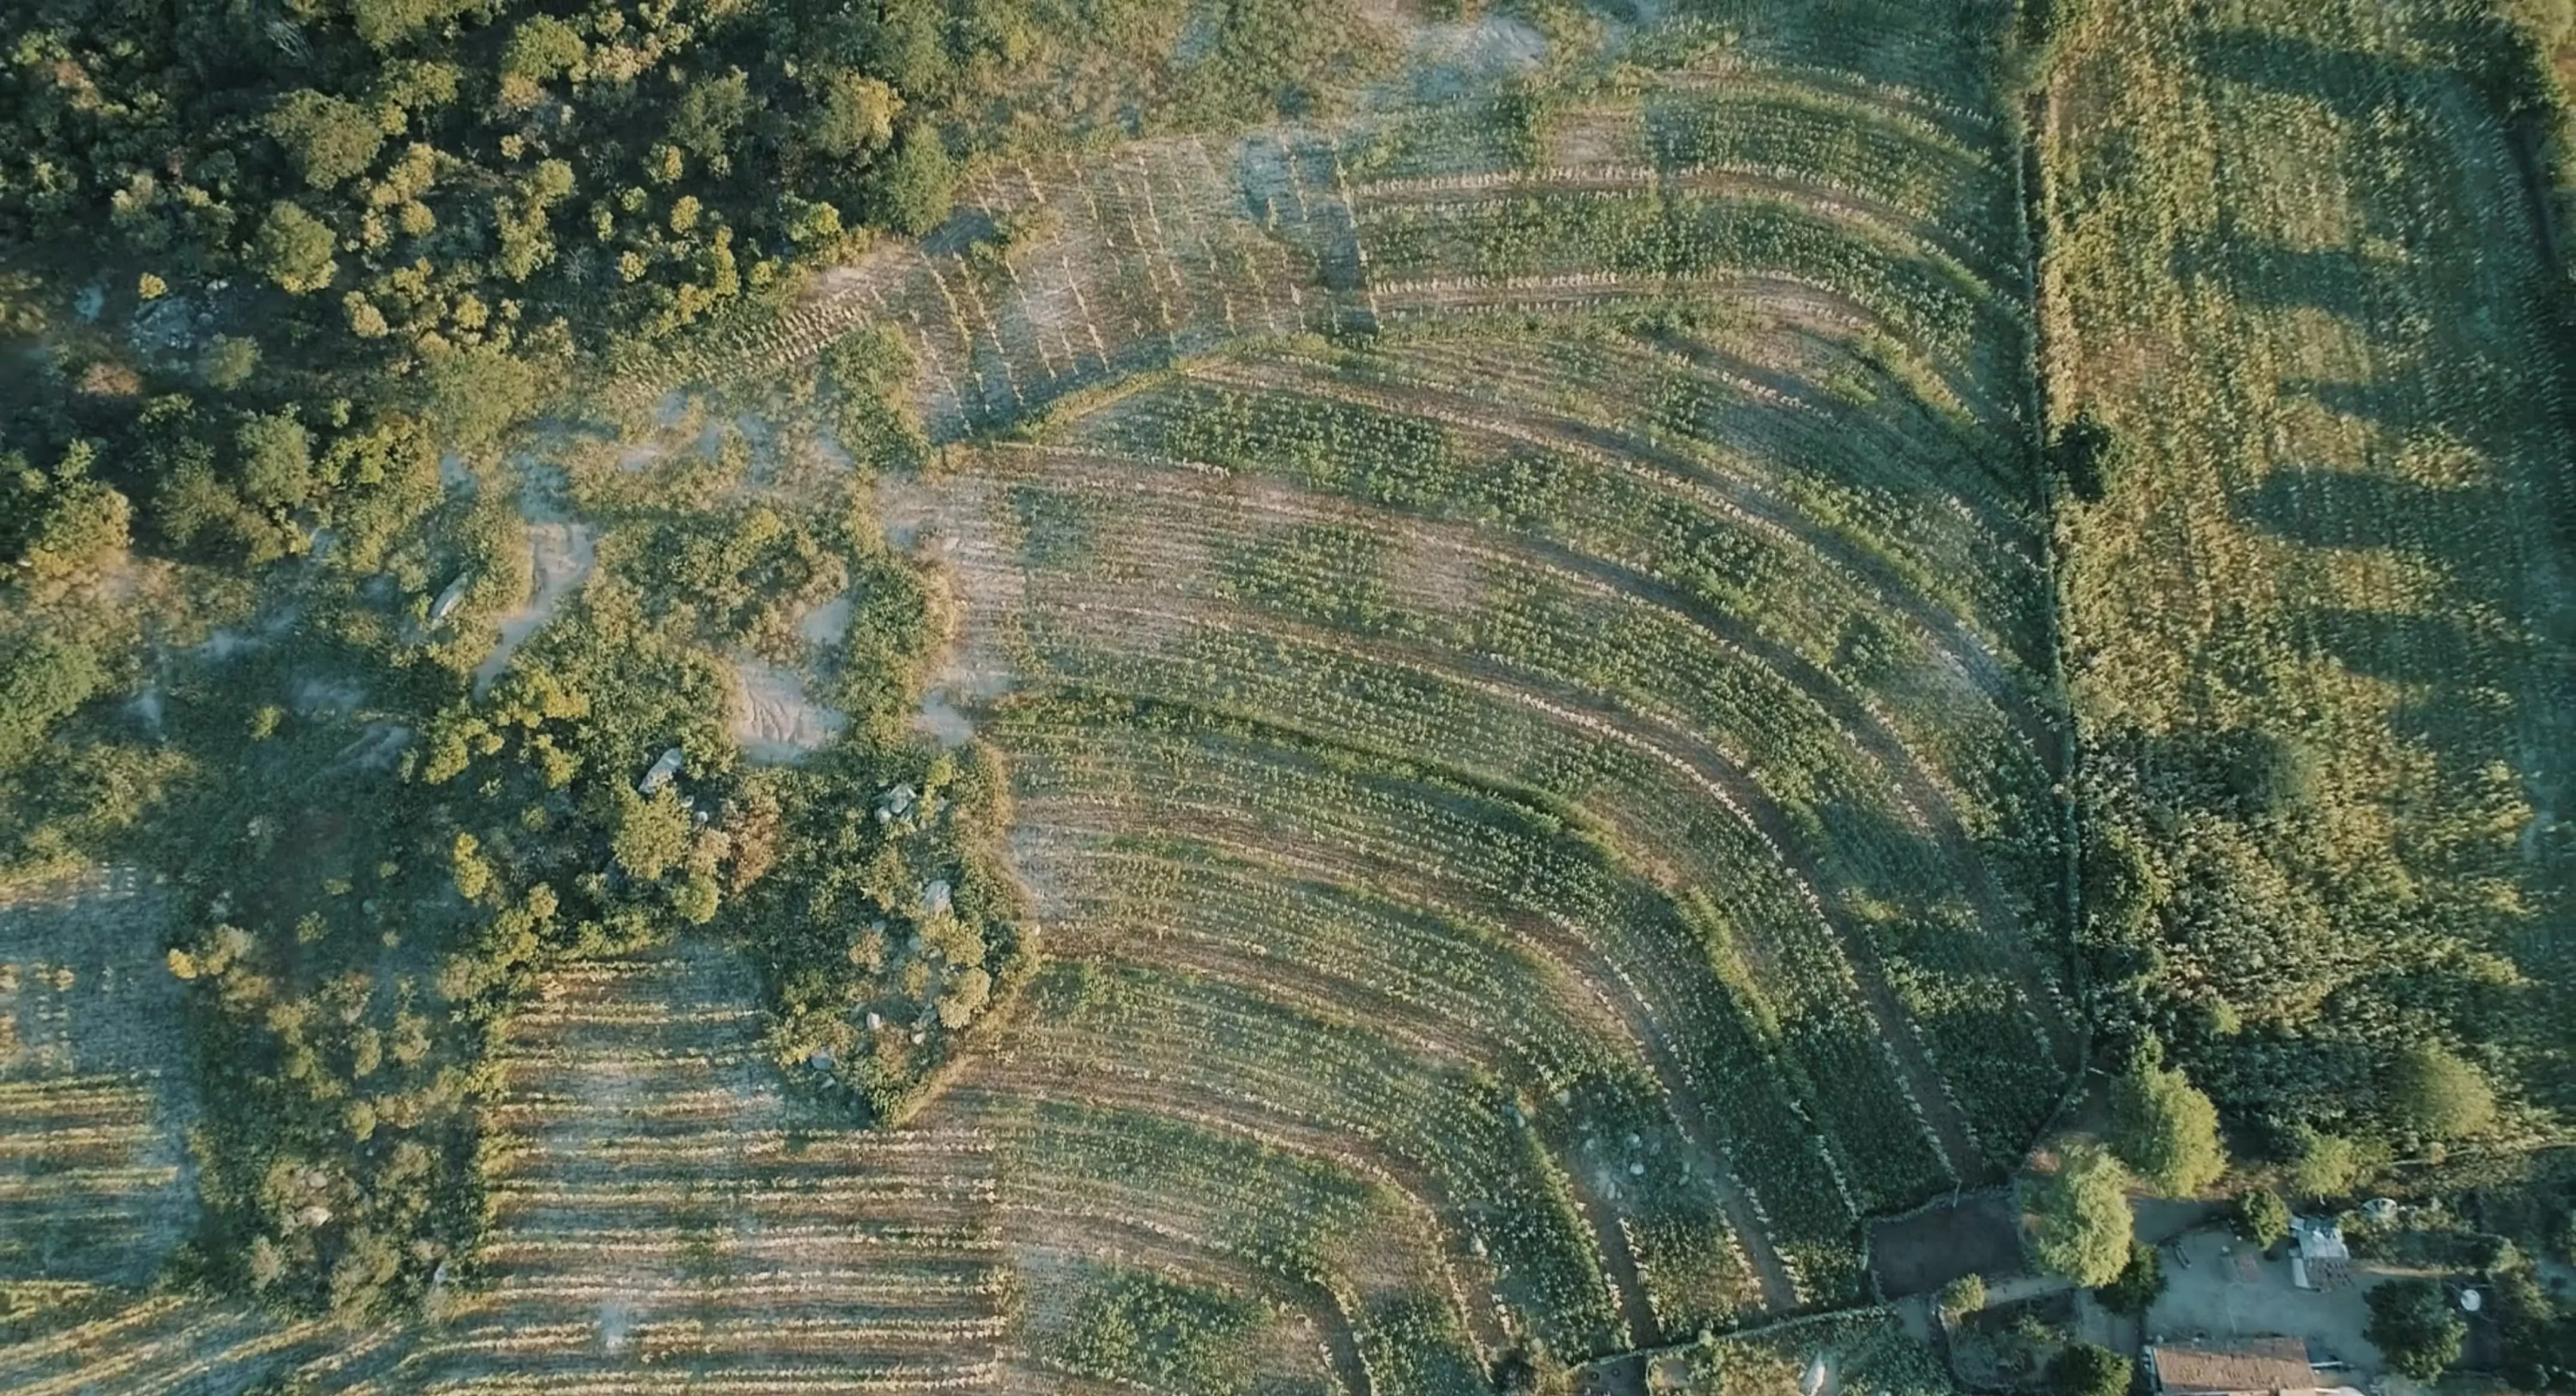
{"left": 2149, "top": 1337, "right": 2317, "bottom": 1396}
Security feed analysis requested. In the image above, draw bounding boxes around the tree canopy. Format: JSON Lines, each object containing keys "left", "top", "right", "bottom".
{"left": 2234, "top": 1189, "right": 2290, "bottom": 1250}
{"left": 2110, "top": 1058, "right": 2228, "bottom": 1196}
{"left": 2367, "top": 1277, "right": 2466, "bottom": 1382}
{"left": 2383, "top": 1044, "right": 2497, "bottom": 1141}
{"left": 2048, "top": 1341, "right": 2132, "bottom": 1396}
{"left": 2029, "top": 1145, "right": 2135, "bottom": 1288}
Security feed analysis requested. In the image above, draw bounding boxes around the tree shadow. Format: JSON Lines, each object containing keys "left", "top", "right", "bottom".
{"left": 2228, "top": 468, "right": 2488, "bottom": 553}
{"left": 2167, "top": 230, "right": 2394, "bottom": 321}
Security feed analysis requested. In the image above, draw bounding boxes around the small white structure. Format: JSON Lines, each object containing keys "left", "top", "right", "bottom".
{"left": 430, "top": 572, "right": 474, "bottom": 625}
{"left": 2291, "top": 1217, "right": 2351, "bottom": 1290}
{"left": 876, "top": 783, "right": 918, "bottom": 823}
{"left": 638, "top": 746, "right": 685, "bottom": 795}
{"left": 922, "top": 879, "right": 952, "bottom": 914}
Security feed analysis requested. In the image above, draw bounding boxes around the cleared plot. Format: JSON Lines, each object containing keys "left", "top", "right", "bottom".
{"left": 375, "top": 943, "right": 1009, "bottom": 1394}
{"left": 621, "top": 131, "right": 1359, "bottom": 435}
{"left": 0, "top": 870, "right": 194, "bottom": 1290}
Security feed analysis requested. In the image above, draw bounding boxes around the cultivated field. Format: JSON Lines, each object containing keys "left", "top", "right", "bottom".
{"left": 0, "top": 872, "right": 375, "bottom": 1395}
{"left": 20, "top": 1, "right": 2564, "bottom": 1392}
{"left": 2042, "top": 0, "right": 2576, "bottom": 1122}
{"left": 352, "top": 943, "right": 1011, "bottom": 1394}
{"left": 807, "top": 0, "right": 2078, "bottom": 1381}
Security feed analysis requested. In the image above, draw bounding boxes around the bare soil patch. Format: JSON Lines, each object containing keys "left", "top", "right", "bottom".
{"left": 1867, "top": 1190, "right": 2027, "bottom": 1298}
{"left": 472, "top": 519, "right": 595, "bottom": 694}
{"left": 728, "top": 653, "right": 847, "bottom": 763}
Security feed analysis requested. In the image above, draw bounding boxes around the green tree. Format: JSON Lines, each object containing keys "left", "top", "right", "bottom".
{"left": 2095, "top": 1239, "right": 2165, "bottom": 1316}
{"left": 2110, "top": 1059, "right": 2227, "bottom": 1196}
{"left": 501, "top": 16, "right": 586, "bottom": 84}
{"left": 200, "top": 335, "right": 262, "bottom": 390}
{"left": 0, "top": 633, "right": 107, "bottom": 769}
{"left": 2366, "top": 1277, "right": 2466, "bottom": 1382}
{"left": 418, "top": 346, "right": 541, "bottom": 448}
{"left": 672, "top": 70, "right": 754, "bottom": 161}
{"left": 2385, "top": 1044, "right": 2496, "bottom": 1140}
{"left": 2286, "top": 1128, "right": 2367, "bottom": 1202}
{"left": 5, "top": 444, "right": 131, "bottom": 587}
{"left": 2047, "top": 1341, "right": 2132, "bottom": 1396}
{"left": 235, "top": 412, "right": 314, "bottom": 513}
{"left": 2234, "top": 1189, "right": 2290, "bottom": 1250}
{"left": 612, "top": 787, "right": 692, "bottom": 882}
{"left": 253, "top": 202, "right": 339, "bottom": 294}
{"left": 875, "top": 126, "right": 955, "bottom": 236}
{"left": 870, "top": 0, "right": 953, "bottom": 97}
{"left": 351, "top": 0, "right": 474, "bottom": 50}
{"left": 2029, "top": 1145, "right": 2134, "bottom": 1287}
{"left": 265, "top": 91, "right": 385, "bottom": 189}
{"left": 811, "top": 71, "right": 900, "bottom": 157}
{"left": 1939, "top": 1272, "right": 1986, "bottom": 1325}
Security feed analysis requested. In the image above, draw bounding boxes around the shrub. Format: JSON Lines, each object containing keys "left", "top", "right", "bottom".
{"left": 2235, "top": 1189, "right": 2290, "bottom": 1250}
{"left": 2051, "top": 410, "right": 2125, "bottom": 502}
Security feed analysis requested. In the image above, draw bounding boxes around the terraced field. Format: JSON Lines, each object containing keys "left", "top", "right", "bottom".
{"left": 3, "top": 4, "right": 2355, "bottom": 1393}
{"left": 367, "top": 945, "right": 1010, "bottom": 1395}
{"left": 805, "top": 2, "right": 2074, "bottom": 1381}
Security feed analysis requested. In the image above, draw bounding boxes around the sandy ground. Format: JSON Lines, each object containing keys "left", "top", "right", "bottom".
{"left": 729, "top": 654, "right": 848, "bottom": 763}
{"left": 472, "top": 520, "right": 596, "bottom": 694}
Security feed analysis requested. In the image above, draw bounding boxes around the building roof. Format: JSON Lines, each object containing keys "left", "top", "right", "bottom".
{"left": 2292, "top": 1217, "right": 2348, "bottom": 1260}
{"left": 2152, "top": 1337, "right": 2315, "bottom": 1395}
